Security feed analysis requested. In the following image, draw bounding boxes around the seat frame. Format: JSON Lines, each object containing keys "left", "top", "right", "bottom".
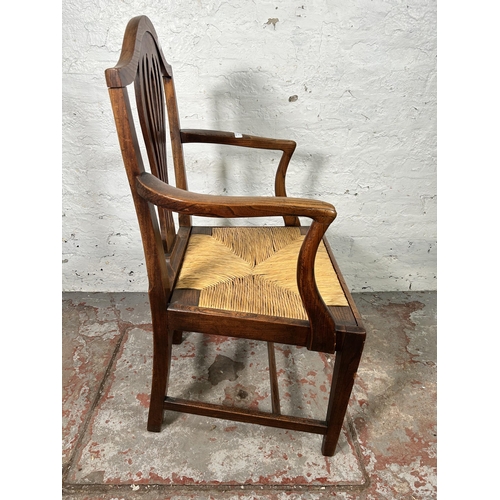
{"left": 105, "top": 15, "right": 365, "bottom": 456}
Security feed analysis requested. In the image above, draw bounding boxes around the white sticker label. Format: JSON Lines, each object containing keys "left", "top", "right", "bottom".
{"left": 234, "top": 132, "right": 243, "bottom": 138}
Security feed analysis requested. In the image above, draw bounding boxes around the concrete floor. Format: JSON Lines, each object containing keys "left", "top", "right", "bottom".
{"left": 62, "top": 291, "right": 436, "bottom": 499}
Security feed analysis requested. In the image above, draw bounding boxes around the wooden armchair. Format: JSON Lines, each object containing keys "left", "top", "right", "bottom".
{"left": 105, "top": 15, "right": 365, "bottom": 456}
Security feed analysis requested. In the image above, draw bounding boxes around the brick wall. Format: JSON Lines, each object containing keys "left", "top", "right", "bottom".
{"left": 62, "top": 0, "right": 436, "bottom": 292}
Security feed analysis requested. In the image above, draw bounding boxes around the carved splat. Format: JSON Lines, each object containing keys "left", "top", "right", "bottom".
{"left": 134, "top": 33, "right": 175, "bottom": 251}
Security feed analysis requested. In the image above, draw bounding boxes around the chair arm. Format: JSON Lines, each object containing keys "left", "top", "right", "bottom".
{"left": 180, "top": 128, "right": 299, "bottom": 225}
{"left": 180, "top": 129, "right": 296, "bottom": 154}
{"left": 136, "top": 172, "right": 336, "bottom": 223}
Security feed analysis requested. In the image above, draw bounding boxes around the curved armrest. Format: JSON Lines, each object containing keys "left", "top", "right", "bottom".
{"left": 136, "top": 172, "right": 336, "bottom": 223}
{"left": 180, "top": 129, "right": 296, "bottom": 154}
{"left": 180, "top": 128, "right": 299, "bottom": 225}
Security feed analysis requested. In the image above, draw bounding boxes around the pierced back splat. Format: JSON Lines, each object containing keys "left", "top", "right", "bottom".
{"left": 134, "top": 32, "right": 176, "bottom": 252}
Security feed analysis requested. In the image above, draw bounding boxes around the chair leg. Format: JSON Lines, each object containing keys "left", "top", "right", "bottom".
{"left": 172, "top": 330, "right": 183, "bottom": 344}
{"left": 322, "top": 331, "right": 365, "bottom": 456}
{"left": 147, "top": 310, "right": 173, "bottom": 432}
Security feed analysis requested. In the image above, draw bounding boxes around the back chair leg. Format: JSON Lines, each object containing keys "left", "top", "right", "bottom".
{"left": 322, "top": 332, "right": 365, "bottom": 456}
{"left": 147, "top": 305, "right": 173, "bottom": 432}
{"left": 172, "top": 330, "right": 183, "bottom": 344}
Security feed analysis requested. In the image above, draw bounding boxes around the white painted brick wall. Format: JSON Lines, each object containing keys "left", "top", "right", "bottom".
{"left": 62, "top": 0, "right": 436, "bottom": 293}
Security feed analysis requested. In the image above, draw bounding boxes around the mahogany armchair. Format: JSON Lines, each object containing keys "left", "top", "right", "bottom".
{"left": 105, "top": 15, "right": 365, "bottom": 456}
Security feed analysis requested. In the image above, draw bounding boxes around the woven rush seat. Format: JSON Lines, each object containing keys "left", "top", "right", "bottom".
{"left": 175, "top": 227, "right": 348, "bottom": 320}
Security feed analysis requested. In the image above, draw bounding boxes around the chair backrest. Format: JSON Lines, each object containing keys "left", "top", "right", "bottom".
{"left": 105, "top": 16, "right": 188, "bottom": 297}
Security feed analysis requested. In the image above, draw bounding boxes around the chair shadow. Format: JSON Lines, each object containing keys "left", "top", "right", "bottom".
{"left": 163, "top": 333, "right": 251, "bottom": 426}
{"left": 207, "top": 69, "right": 393, "bottom": 291}
{"left": 208, "top": 69, "right": 328, "bottom": 224}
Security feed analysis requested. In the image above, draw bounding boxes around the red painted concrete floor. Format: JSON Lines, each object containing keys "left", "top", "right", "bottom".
{"left": 62, "top": 291, "right": 436, "bottom": 499}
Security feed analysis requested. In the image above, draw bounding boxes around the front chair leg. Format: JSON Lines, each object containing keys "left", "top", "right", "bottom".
{"left": 147, "top": 323, "right": 173, "bottom": 432}
{"left": 322, "top": 331, "right": 365, "bottom": 456}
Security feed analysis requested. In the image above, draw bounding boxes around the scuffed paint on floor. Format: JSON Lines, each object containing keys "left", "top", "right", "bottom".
{"left": 62, "top": 291, "right": 436, "bottom": 499}
{"left": 351, "top": 292, "right": 437, "bottom": 499}
{"left": 68, "top": 329, "right": 364, "bottom": 486}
